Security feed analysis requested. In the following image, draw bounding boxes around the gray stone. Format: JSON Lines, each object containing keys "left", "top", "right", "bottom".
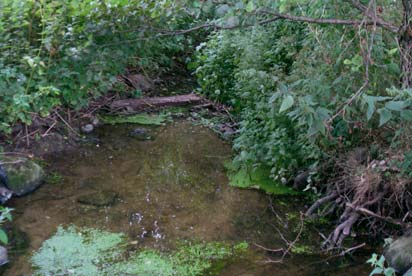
{"left": 384, "top": 235, "right": 412, "bottom": 274}
{"left": 0, "top": 156, "right": 44, "bottom": 197}
{"left": 77, "top": 190, "right": 118, "bottom": 207}
{"left": 81, "top": 124, "right": 94, "bottom": 134}
{"left": 0, "top": 246, "right": 8, "bottom": 266}
{"left": 404, "top": 267, "right": 412, "bottom": 276}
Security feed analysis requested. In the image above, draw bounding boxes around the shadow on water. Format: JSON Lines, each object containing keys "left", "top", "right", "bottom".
{"left": 3, "top": 120, "right": 370, "bottom": 275}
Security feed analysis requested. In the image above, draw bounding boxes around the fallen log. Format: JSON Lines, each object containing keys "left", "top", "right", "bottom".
{"left": 109, "top": 93, "right": 204, "bottom": 112}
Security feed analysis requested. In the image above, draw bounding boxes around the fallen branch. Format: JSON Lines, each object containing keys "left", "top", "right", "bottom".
{"left": 110, "top": 93, "right": 204, "bottom": 112}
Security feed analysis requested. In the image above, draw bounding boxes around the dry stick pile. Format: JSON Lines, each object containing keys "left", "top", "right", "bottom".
{"left": 306, "top": 148, "right": 412, "bottom": 249}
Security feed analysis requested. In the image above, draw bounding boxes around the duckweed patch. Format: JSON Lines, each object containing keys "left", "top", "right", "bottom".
{"left": 31, "top": 226, "right": 248, "bottom": 276}
{"left": 98, "top": 113, "right": 169, "bottom": 126}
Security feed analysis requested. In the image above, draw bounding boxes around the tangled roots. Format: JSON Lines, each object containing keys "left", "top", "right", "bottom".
{"left": 306, "top": 148, "right": 412, "bottom": 249}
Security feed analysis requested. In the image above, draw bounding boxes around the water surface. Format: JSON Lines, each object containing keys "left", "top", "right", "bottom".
{"left": 4, "top": 120, "right": 369, "bottom": 275}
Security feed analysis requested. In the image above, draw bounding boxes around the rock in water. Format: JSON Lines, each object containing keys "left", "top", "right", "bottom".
{"left": 0, "top": 157, "right": 44, "bottom": 196}
{"left": 0, "top": 246, "right": 8, "bottom": 266}
{"left": 384, "top": 235, "right": 412, "bottom": 274}
{"left": 77, "top": 190, "right": 118, "bottom": 207}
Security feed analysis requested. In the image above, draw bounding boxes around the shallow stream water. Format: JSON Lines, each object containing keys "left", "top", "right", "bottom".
{"left": 3, "top": 120, "right": 370, "bottom": 275}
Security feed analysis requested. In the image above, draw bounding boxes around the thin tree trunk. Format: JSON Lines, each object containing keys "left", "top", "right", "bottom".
{"left": 399, "top": 0, "right": 412, "bottom": 88}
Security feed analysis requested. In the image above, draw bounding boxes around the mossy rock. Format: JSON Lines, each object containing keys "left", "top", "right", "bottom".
{"left": 77, "top": 190, "right": 118, "bottom": 207}
{"left": 384, "top": 235, "right": 412, "bottom": 274}
{"left": 0, "top": 156, "right": 44, "bottom": 196}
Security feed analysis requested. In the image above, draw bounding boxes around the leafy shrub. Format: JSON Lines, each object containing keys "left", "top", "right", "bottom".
{"left": 194, "top": 3, "right": 401, "bottom": 184}
{"left": 0, "top": 0, "right": 196, "bottom": 134}
{"left": 194, "top": 23, "right": 317, "bottom": 181}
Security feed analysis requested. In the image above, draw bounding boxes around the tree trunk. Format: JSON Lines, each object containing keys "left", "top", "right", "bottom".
{"left": 400, "top": 0, "right": 412, "bottom": 88}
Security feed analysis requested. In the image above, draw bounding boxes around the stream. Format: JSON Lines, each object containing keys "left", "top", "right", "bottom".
{"left": 3, "top": 120, "right": 370, "bottom": 275}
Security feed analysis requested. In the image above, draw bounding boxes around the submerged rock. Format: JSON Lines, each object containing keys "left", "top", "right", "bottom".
{"left": 77, "top": 190, "right": 118, "bottom": 207}
{"left": 128, "top": 128, "right": 153, "bottom": 141}
{"left": 384, "top": 235, "right": 412, "bottom": 274}
{"left": 0, "top": 157, "right": 44, "bottom": 197}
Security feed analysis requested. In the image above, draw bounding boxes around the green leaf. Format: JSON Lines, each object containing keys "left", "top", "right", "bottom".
{"left": 385, "top": 101, "right": 404, "bottom": 111}
{"left": 388, "top": 48, "right": 398, "bottom": 55}
{"left": 401, "top": 110, "right": 412, "bottom": 121}
{"left": 366, "top": 99, "right": 375, "bottom": 121}
{"left": 384, "top": 267, "right": 396, "bottom": 276}
{"left": 279, "top": 95, "right": 294, "bottom": 113}
{"left": 245, "top": 1, "right": 255, "bottom": 12}
{"left": 369, "top": 267, "right": 383, "bottom": 275}
{"left": 377, "top": 108, "right": 392, "bottom": 126}
{"left": 0, "top": 229, "right": 8, "bottom": 245}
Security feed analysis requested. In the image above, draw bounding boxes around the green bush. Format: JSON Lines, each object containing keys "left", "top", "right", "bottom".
{"left": 194, "top": 10, "right": 401, "bottom": 183}
{"left": 194, "top": 23, "right": 316, "bottom": 181}
{"left": 0, "top": 0, "right": 196, "bottom": 134}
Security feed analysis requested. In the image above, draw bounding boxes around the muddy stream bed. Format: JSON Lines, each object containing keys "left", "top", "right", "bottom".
{"left": 2, "top": 120, "right": 371, "bottom": 275}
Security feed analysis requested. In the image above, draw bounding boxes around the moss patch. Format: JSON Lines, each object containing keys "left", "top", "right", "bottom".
{"left": 226, "top": 163, "right": 297, "bottom": 195}
{"left": 98, "top": 113, "right": 169, "bottom": 126}
{"left": 31, "top": 226, "right": 248, "bottom": 276}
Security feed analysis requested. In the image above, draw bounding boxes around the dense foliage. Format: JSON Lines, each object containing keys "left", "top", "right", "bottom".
{"left": 0, "top": 0, "right": 198, "bottom": 134}
{"left": 194, "top": 0, "right": 406, "bottom": 182}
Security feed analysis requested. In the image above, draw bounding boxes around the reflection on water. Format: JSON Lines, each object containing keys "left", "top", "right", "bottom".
{"left": 3, "top": 121, "right": 369, "bottom": 275}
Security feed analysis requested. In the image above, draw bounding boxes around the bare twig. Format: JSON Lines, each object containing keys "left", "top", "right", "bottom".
{"left": 253, "top": 243, "right": 284, "bottom": 253}
{"left": 347, "top": 203, "right": 411, "bottom": 227}
{"left": 55, "top": 111, "right": 79, "bottom": 136}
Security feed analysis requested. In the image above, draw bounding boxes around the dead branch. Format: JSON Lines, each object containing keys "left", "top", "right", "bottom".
{"left": 263, "top": 212, "right": 305, "bottom": 263}
{"left": 253, "top": 243, "right": 284, "bottom": 253}
{"left": 347, "top": 203, "right": 411, "bottom": 227}
{"left": 305, "top": 191, "right": 338, "bottom": 217}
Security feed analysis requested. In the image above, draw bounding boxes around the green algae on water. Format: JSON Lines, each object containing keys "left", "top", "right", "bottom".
{"left": 31, "top": 226, "right": 248, "bottom": 276}
{"left": 98, "top": 113, "right": 169, "bottom": 126}
{"left": 226, "top": 163, "right": 297, "bottom": 195}
{"left": 31, "top": 226, "right": 125, "bottom": 276}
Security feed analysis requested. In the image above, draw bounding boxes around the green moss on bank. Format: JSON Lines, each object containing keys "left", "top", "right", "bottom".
{"left": 98, "top": 113, "right": 169, "bottom": 126}
{"left": 226, "top": 163, "right": 297, "bottom": 195}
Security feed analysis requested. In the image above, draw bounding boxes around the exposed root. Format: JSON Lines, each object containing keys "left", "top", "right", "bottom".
{"left": 306, "top": 147, "right": 412, "bottom": 251}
